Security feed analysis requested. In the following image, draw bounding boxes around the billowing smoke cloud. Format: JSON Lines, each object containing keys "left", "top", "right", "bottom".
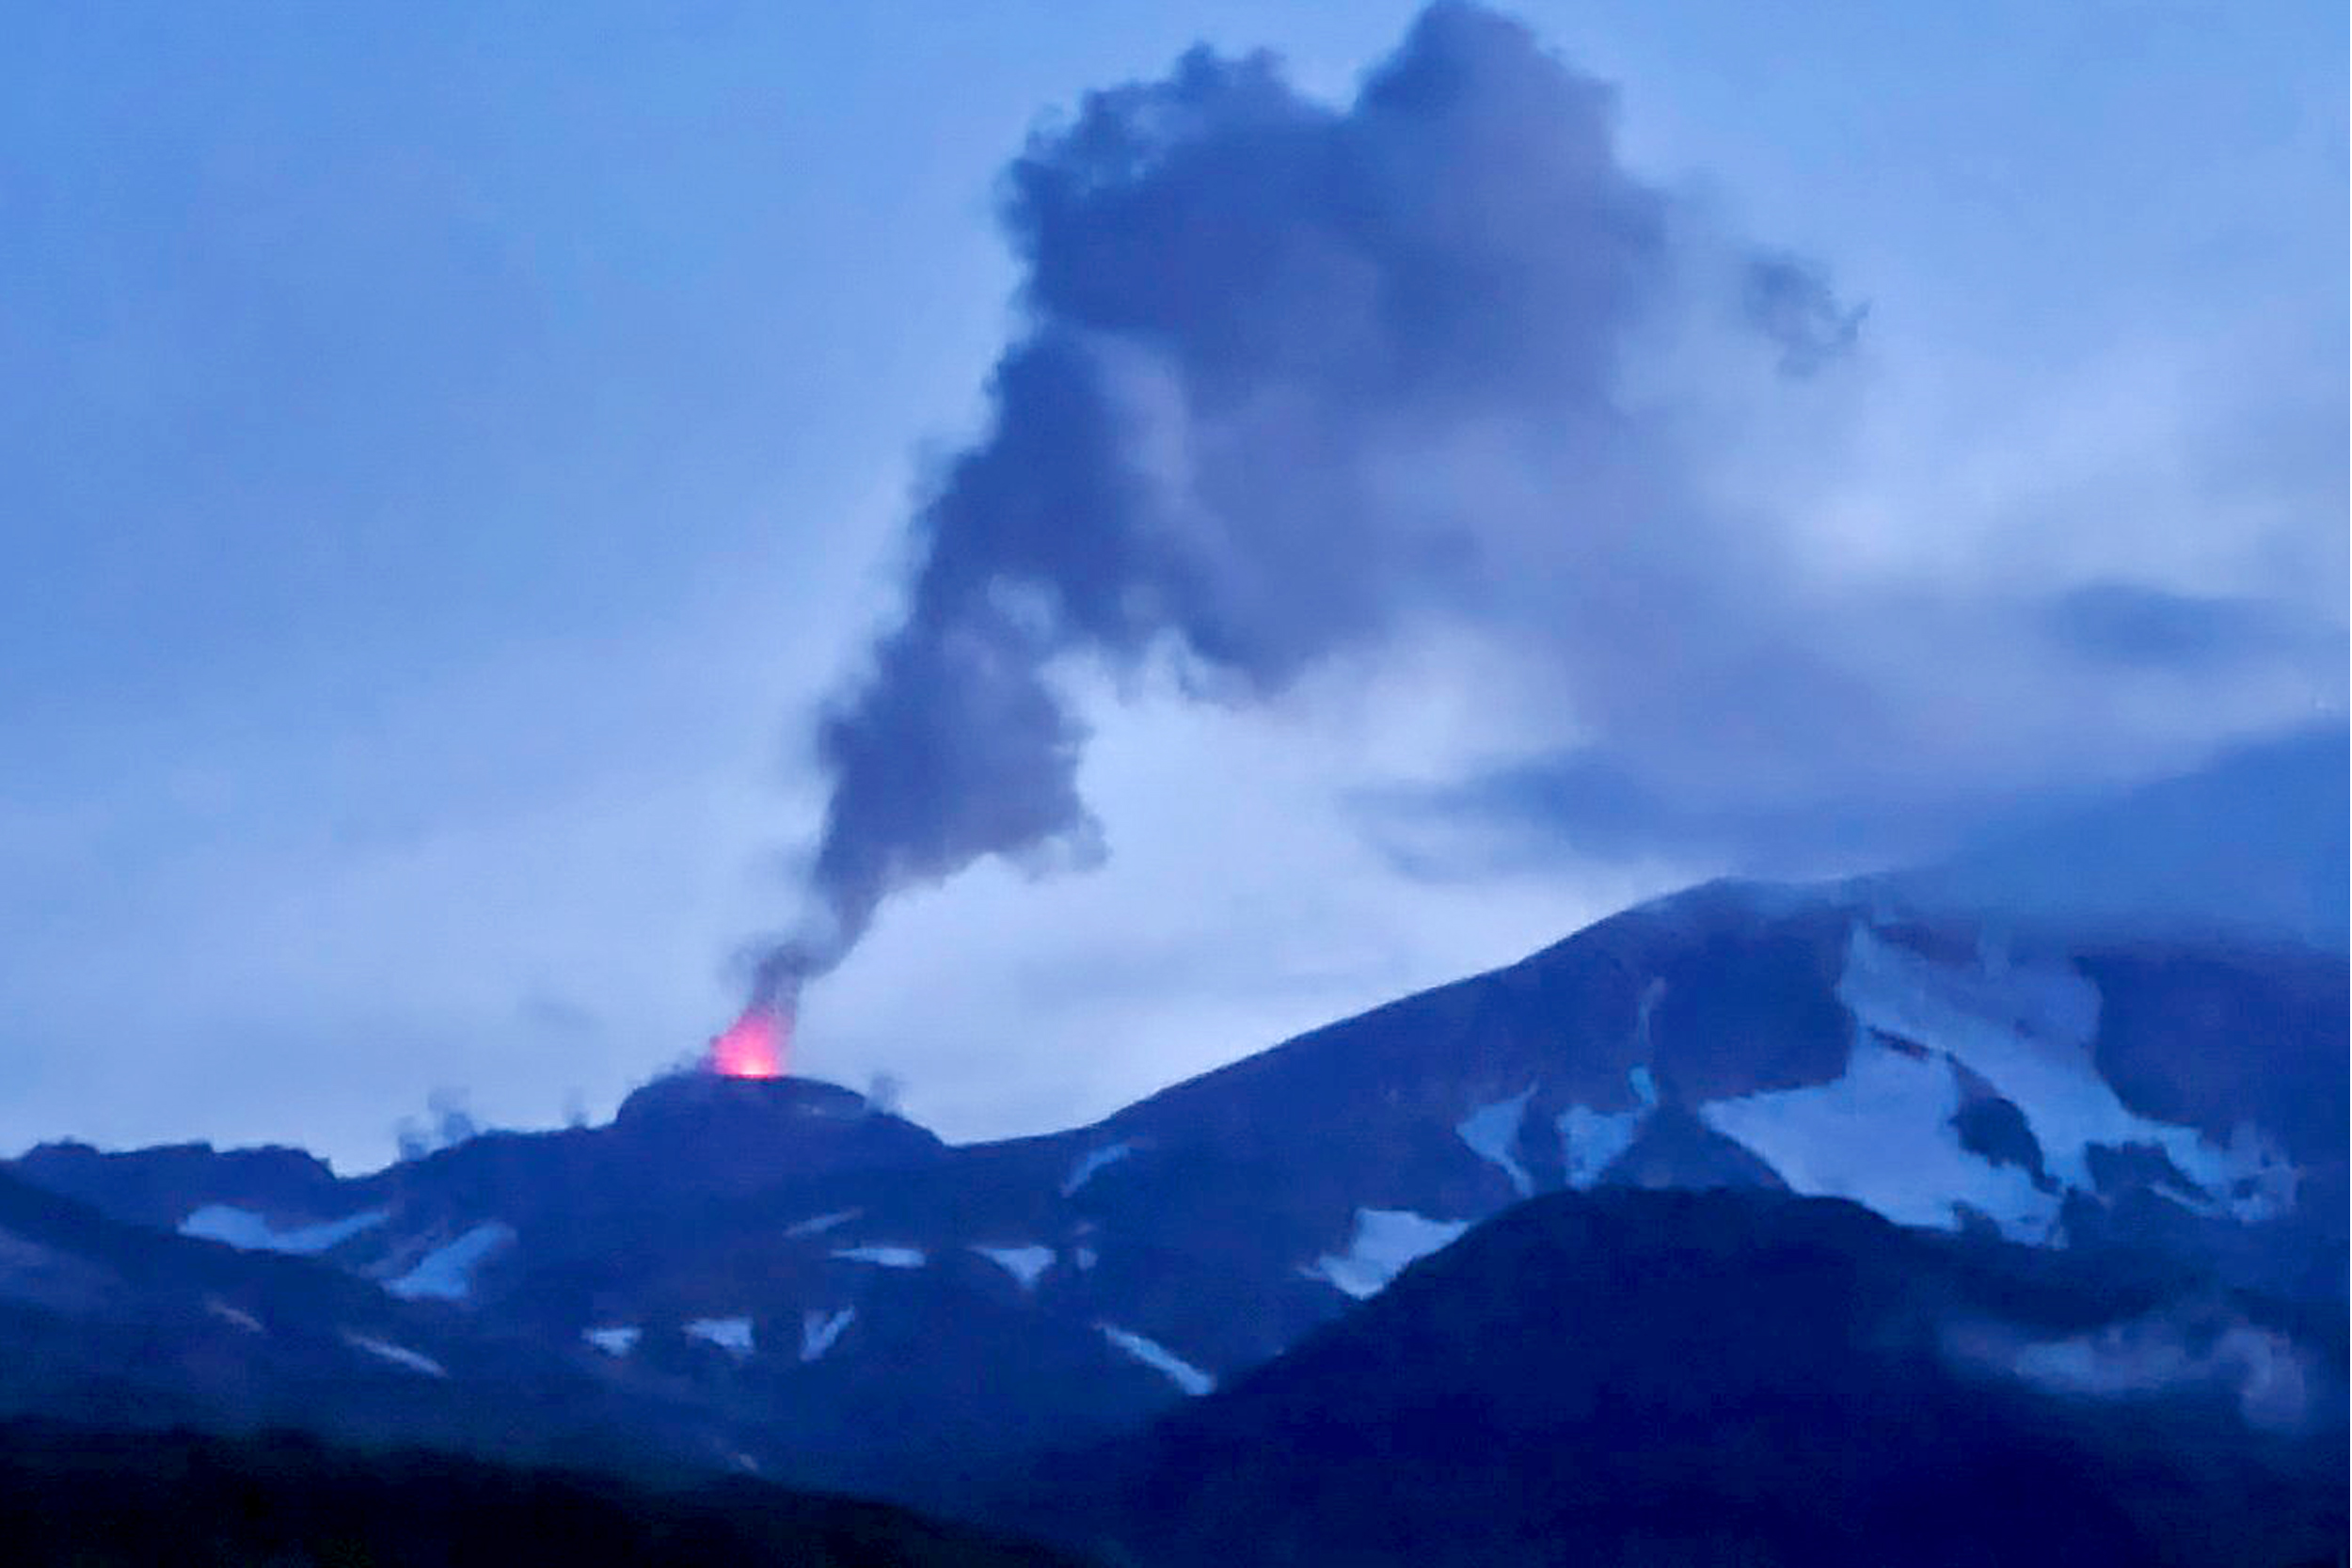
{"left": 755, "top": 2, "right": 1862, "bottom": 998}
{"left": 759, "top": 1, "right": 2344, "bottom": 1000}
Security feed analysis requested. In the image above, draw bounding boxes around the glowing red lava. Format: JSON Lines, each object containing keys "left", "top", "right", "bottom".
{"left": 709, "top": 1005, "right": 788, "bottom": 1080}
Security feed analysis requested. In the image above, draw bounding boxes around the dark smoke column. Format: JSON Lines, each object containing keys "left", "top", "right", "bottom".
{"left": 755, "top": 2, "right": 1859, "bottom": 999}
{"left": 756, "top": 584, "right": 1102, "bottom": 997}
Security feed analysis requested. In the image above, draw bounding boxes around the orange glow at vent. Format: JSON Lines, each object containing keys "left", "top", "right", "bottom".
{"left": 709, "top": 1005, "right": 788, "bottom": 1079}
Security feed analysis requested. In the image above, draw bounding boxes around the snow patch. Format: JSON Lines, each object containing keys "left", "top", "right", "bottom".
{"left": 1098, "top": 1323, "right": 1215, "bottom": 1396}
{"left": 686, "top": 1316, "right": 755, "bottom": 1356}
{"left": 832, "top": 1244, "right": 925, "bottom": 1269}
{"left": 583, "top": 1325, "right": 641, "bottom": 1356}
{"left": 1701, "top": 1037, "right": 2062, "bottom": 1242}
{"left": 1062, "top": 1141, "right": 1135, "bottom": 1196}
{"left": 1836, "top": 924, "right": 2297, "bottom": 1221}
{"left": 1306, "top": 1208, "right": 1470, "bottom": 1300}
{"left": 207, "top": 1299, "right": 264, "bottom": 1335}
{"left": 1557, "top": 1104, "right": 1642, "bottom": 1188}
{"left": 180, "top": 1206, "right": 387, "bottom": 1257}
{"left": 1456, "top": 1088, "right": 1535, "bottom": 1197}
{"left": 785, "top": 1209, "right": 861, "bottom": 1239}
{"left": 343, "top": 1332, "right": 446, "bottom": 1378}
{"left": 974, "top": 1244, "right": 1056, "bottom": 1290}
{"left": 801, "top": 1307, "right": 855, "bottom": 1362}
{"left": 384, "top": 1222, "right": 514, "bottom": 1302}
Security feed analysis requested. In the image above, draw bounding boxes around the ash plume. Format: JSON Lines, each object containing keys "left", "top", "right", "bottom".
{"left": 757, "top": 3, "right": 1860, "bottom": 996}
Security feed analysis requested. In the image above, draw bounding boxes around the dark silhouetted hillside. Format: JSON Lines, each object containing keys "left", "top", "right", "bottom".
{"left": 1025, "top": 1189, "right": 2345, "bottom": 1568}
{"left": 0, "top": 1422, "right": 1083, "bottom": 1567}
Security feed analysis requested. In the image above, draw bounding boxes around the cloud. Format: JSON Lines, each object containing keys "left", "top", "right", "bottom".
{"left": 1947, "top": 1304, "right": 2325, "bottom": 1435}
{"left": 1358, "top": 749, "right": 1986, "bottom": 880}
{"left": 1885, "top": 720, "right": 2350, "bottom": 950}
{"left": 2040, "top": 580, "right": 2314, "bottom": 671}
{"left": 1740, "top": 251, "right": 1867, "bottom": 377}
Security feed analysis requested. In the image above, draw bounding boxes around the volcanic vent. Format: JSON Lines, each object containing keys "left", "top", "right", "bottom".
{"left": 707, "top": 1004, "right": 788, "bottom": 1080}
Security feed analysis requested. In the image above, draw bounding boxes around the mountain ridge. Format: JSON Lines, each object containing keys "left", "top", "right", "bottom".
{"left": 7, "top": 725, "right": 2344, "bottom": 1507}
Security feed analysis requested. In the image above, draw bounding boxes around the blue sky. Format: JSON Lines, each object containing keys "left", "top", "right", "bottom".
{"left": 2, "top": 2, "right": 2342, "bottom": 1169}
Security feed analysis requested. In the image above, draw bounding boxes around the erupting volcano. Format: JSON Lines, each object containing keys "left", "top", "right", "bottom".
{"left": 707, "top": 1004, "right": 789, "bottom": 1080}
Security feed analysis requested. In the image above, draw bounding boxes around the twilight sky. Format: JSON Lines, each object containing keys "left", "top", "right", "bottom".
{"left": 3, "top": 1, "right": 2343, "bottom": 1170}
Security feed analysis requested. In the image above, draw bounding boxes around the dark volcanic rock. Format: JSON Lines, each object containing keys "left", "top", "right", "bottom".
{"left": 1951, "top": 1095, "right": 2050, "bottom": 1182}
{"left": 604, "top": 1072, "right": 945, "bottom": 1196}
{"left": 1596, "top": 1102, "right": 1788, "bottom": 1191}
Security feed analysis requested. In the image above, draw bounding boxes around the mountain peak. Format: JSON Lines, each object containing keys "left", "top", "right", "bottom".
{"left": 612, "top": 1070, "right": 872, "bottom": 1129}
